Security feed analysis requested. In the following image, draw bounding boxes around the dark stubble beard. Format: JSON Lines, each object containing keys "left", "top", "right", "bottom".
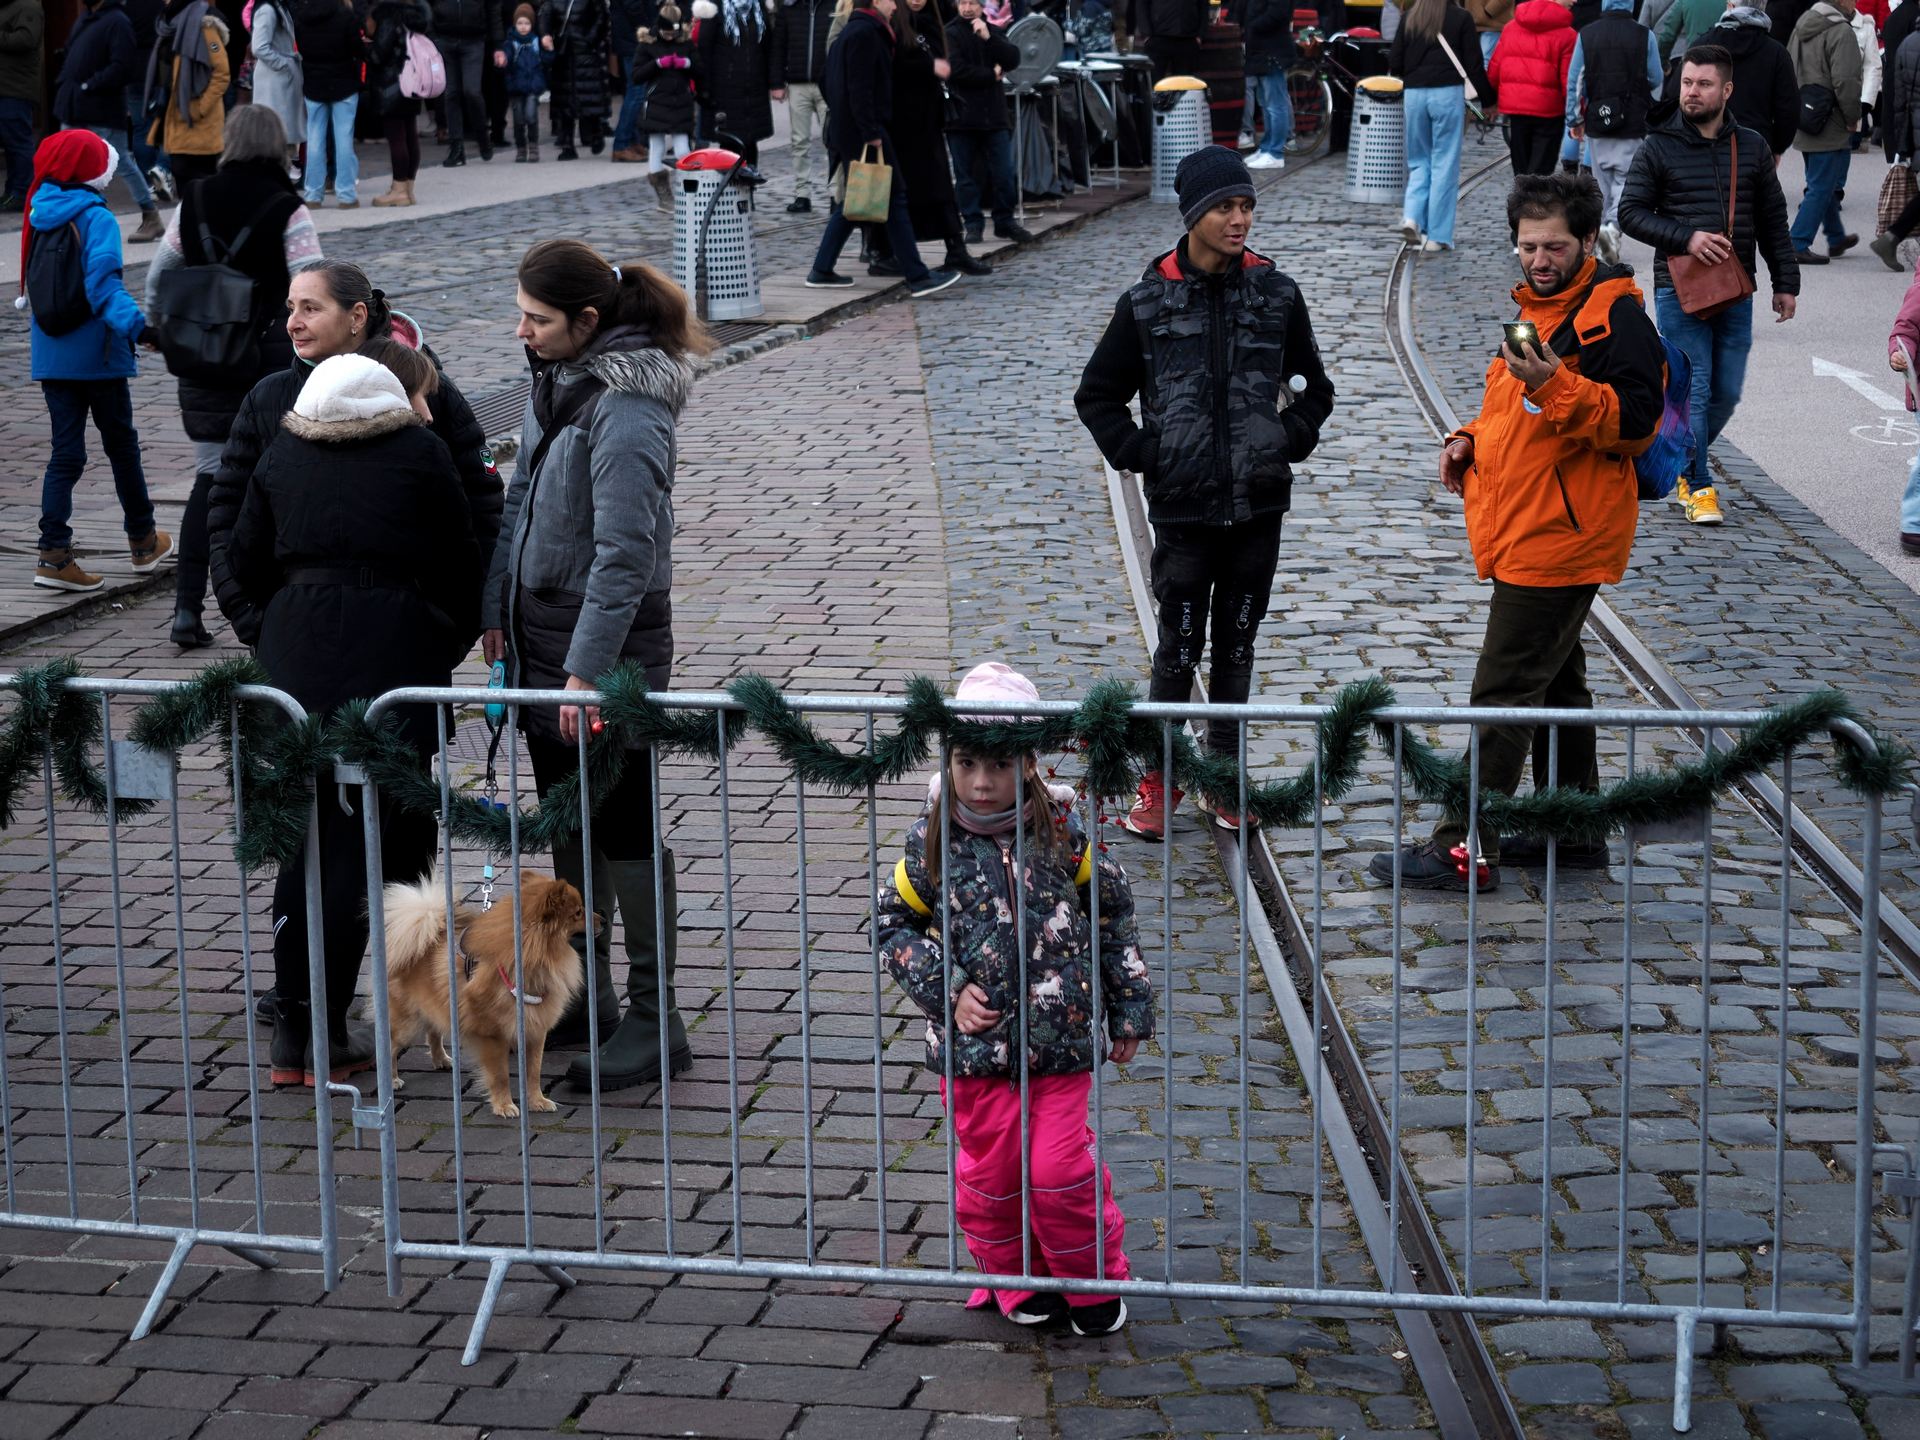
{"left": 1682, "top": 101, "right": 1727, "bottom": 130}
{"left": 1525, "top": 249, "right": 1586, "bottom": 298}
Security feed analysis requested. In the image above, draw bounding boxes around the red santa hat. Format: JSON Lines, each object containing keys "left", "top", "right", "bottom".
{"left": 16, "top": 130, "right": 118, "bottom": 304}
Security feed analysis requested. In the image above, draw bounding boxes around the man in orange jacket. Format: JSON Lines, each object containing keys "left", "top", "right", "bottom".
{"left": 1371, "top": 171, "right": 1664, "bottom": 893}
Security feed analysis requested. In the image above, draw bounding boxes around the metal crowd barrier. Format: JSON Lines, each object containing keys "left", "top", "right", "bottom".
{"left": 344, "top": 683, "right": 1900, "bottom": 1430}
{"left": 0, "top": 672, "right": 1902, "bottom": 1426}
{"left": 0, "top": 674, "right": 343, "bottom": 1337}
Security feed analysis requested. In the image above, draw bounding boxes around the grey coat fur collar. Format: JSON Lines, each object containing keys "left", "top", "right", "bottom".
{"left": 556, "top": 325, "right": 696, "bottom": 416}
{"left": 281, "top": 408, "right": 424, "bottom": 443}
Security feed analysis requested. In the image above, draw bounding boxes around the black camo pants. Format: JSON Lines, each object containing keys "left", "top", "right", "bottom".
{"left": 1147, "top": 514, "right": 1285, "bottom": 756}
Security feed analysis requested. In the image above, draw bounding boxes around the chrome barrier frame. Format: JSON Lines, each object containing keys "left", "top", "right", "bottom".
{"left": 0, "top": 674, "right": 343, "bottom": 1338}
{"left": 349, "top": 682, "right": 1901, "bottom": 1426}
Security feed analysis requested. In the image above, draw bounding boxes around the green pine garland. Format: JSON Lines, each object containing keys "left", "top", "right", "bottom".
{"left": 0, "top": 657, "right": 1908, "bottom": 872}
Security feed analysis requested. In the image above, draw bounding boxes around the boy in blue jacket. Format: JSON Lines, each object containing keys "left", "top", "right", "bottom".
{"left": 17, "top": 129, "right": 169, "bottom": 592}
{"left": 503, "top": 4, "right": 550, "bottom": 161}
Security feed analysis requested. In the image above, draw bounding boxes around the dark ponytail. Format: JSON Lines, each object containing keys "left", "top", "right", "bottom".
{"left": 516, "top": 238, "right": 713, "bottom": 361}
{"left": 306, "top": 259, "right": 395, "bottom": 341}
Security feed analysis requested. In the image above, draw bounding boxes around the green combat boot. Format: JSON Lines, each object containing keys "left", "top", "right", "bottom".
{"left": 544, "top": 834, "right": 622, "bottom": 1051}
{"left": 566, "top": 849, "right": 692, "bottom": 1091}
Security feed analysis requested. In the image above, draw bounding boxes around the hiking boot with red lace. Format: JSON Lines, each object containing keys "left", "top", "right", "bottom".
{"left": 1117, "top": 770, "right": 1183, "bottom": 841}
{"left": 1367, "top": 840, "right": 1499, "bottom": 892}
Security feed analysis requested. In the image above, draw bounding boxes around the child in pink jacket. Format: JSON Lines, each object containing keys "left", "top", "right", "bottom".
{"left": 1887, "top": 268, "right": 1920, "bottom": 552}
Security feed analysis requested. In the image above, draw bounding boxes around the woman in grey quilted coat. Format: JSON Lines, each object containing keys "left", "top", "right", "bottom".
{"left": 481, "top": 238, "right": 711, "bottom": 1093}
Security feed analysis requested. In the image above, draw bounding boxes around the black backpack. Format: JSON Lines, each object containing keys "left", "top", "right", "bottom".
{"left": 25, "top": 204, "right": 94, "bottom": 338}
{"left": 153, "top": 184, "right": 285, "bottom": 384}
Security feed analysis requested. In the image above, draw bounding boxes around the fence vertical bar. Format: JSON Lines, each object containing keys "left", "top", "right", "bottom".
{"left": 104, "top": 695, "right": 142, "bottom": 1224}
{"left": 229, "top": 703, "right": 267, "bottom": 1237}
{"left": 1015, "top": 757, "right": 1033, "bottom": 1284}
{"left": 577, "top": 718, "right": 605, "bottom": 1254}
{"left": 1086, "top": 779, "right": 1107, "bottom": 1285}
{"left": 358, "top": 770, "right": 401, "bottom": 1294}
{"left": 166, "top": 754, "right": 202, "bottom": 1232}
{"left": 1770, "top": 748, "right": 1794, "bottom": 1313}
{"left": 1464, "top": 728, "right": 1480, "bottom": 1295}
{"left": 1618, "top": 729, "right": 1636, "bottom": 1306}
{"left": 1851, "top": 791, "right": 1885, "bottom": 1369}
{"left": 1162, "top": 719, "right": 1175, "bottom": 1283}
{"left": 41, "top": 748, "right": 78, "bottom": 1219}
{"left": 1237, "top": 718, "right": 1251, "bottom": 1279}
{"left": 1310, "top": 732, "right": 1325, "bottom": 1284}
{"left": 435, "top": 708, "right": 468, "bottom": 1241}
{"left": 303, "top": 794, "right": 340, "bottom": 1290}
{"left": 795, "top": 776, "right": 817, "bottom": 1263}
{"left": 940, "top": 742, "right": 958, "bottom": 1275}
{"left": 650, "top": 744, "right": 674, "bottom": 1257}
{"left": 865, "top": 716, "right": 889, "bottom": 1264}
{"left": 508, "top": 709, "right": 533, "bottom": 1250}
{"left": 1541, "top": 724, "right": 1559, "bottom": 1301}
{"left": 1695, "top": 797, "right": 1714, "bottom": 1309}
{"left": 1388, "top": 724, "right": 1404, "bottom": 1284}
{"left": 717, "top": 711, "right": 743, "bottom": 1262}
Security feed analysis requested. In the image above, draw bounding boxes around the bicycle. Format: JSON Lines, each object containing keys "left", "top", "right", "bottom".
{"left": 1284, "top": 26, "right": 1337, "bottom": 158}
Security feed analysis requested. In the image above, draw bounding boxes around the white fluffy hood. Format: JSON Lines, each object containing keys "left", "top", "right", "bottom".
{"left": 294, "top": 354, "right": 412, "bottom": 423}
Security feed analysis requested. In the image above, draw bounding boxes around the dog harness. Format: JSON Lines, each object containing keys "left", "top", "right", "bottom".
{"left": 457, "top": 926, "right": 544, "bottom": 1005}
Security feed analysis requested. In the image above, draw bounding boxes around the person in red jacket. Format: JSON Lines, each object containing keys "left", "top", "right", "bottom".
{"left": 1490, "top": 0, "right": 1579, "bottom": 173}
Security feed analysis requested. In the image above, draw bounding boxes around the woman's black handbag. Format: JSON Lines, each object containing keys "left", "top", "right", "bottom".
{"left": 1798, "top": 82, "right": 1837, "bottom": 135}
{"left": 153, "top": 185, "right": 284, "bottom": 383}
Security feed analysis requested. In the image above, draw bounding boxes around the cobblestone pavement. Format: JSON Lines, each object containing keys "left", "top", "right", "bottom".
{"left": 0, "top": 201, "right": 1427, "bottom": 1437}
{"left": 3, "top": 132, "right": 1918, "bottom": 1440}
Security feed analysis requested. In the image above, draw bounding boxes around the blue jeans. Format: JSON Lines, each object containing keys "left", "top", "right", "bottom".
{"left": 1480, "top": 32, "right": 1497, "bottom": 65}
{"left": 1254, "top": 69, "right": 1292, "bottom": 157}
{"left": 304, "top": 95, "right": 360, "bottom": 203}
{"left": 39, "top": 380, "right": 155, "bottom": 553}
{"left": 1402, "top": 85, "right": 1464, "bottom": 246}
{"left": 613, "top": 38, "right": 647, "bottom": 151}
{"left": 0, "top": 96, "right": 31, "bottom": 200}
{"left": 1904, "top": 451, "right": 1920, "bottom": 535}
{"left": 947, "top": 128, "right": 1018, "bottom": 228}
{"left": 1791, "top": 147, "right": 1851, "bottom": 251}
{"left": 71, "top": 124, "right": 154, "bottom": 208}
{"left": 124, "top": 83, "right": 164, "bottom": 180}
{"left": 813, "top": 139, "right": 931, "bottom": 282}
{"left": 1654, "top": 289, "right": 1753, "bottom": 488}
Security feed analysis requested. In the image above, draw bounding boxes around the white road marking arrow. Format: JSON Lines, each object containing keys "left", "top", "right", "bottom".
{"left": 1811, "top": 355, "right": 1908, "bottom": 413}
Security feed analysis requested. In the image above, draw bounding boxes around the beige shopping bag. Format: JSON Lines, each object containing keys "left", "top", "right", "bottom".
{"left": 843, "top": 142, "right": 893, "bottom": 224}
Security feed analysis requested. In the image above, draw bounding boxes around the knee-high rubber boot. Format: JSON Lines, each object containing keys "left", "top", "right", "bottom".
{"left": 566, "top": 849, "right": 691, "bottom": 1090}
{"left": 545, "top": 833, "right": 622, "bottom": 1050}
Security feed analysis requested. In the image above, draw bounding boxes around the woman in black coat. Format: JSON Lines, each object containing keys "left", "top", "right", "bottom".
{"left": 143, "top": 104, "right": 319, "bottom": 649}
{"left": 540, "top": 0, "right": 613, "bottom": 156}
{"left": 366, "top": 0, "right": 434, "bottom": 205}
{"left": 691, "top": 0, "right": 778, "bottom": 163}
{"left": 229, "top": 344, "right": 483, "bottom": 1091}
{"left": 887, "top": 0, "right": 987, "bottom": 274}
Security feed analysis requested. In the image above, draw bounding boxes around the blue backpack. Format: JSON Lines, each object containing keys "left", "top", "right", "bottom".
{"left": 1549, "top": 278, "right": 1694, "bottom": 503}
{"left": 1632, "top": 335, "right": 1693, "bottom": 501}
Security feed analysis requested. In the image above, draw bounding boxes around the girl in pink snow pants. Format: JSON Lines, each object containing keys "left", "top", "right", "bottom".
{"left": 876, "top": 661, "right": 1156, "bottom": 1336}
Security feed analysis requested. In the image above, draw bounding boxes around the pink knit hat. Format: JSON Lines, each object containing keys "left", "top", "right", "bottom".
{"left": 953, "top": 661, "right": 1040, "bottom": 710}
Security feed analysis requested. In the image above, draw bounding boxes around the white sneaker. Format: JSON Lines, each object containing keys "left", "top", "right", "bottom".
{"left": 1397, "top": 218, "right": 1421, "bottom": 242}
{"left": 1247, "top": 151, "right": 1281, "bottom": 169}
{"left": 1235, "top": 131, "right": 1255, "bottom": 150}
{"left": 1421, "top": 238, "right": 1447, "bottom": 254}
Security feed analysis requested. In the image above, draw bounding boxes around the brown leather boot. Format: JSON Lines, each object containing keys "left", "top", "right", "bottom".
{"left": 371, "top": 179, "right": 411, "bottom": 206}
{"left": 130, "top": 207, "right": 164, "bottom": 243}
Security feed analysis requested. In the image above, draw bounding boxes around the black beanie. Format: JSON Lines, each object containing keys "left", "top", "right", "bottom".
{"left": 1175, "top": 145, "right": 1255, "bottom": 229}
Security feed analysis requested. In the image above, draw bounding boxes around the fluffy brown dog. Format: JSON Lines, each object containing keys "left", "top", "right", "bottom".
{"left": 383, "top": 871, "right": 589, "bottom": 1117}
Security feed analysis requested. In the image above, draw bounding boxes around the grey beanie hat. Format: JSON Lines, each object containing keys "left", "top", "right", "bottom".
{"left": 1175, "top": 145, "right": 1255, "bottom": 229}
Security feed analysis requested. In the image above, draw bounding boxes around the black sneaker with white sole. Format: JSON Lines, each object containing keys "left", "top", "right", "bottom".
{"left": 1006, "top": 1293, "right": 1069, "bottom": 1325}
{"left": 907, "top": 269, "right": 962, "bottom": 296}
{"left": 1068, "top": 1299, "right": 1127, "bottom": 1336}
{"left": 805, "top": 269, "right": 855, "bottom": 287}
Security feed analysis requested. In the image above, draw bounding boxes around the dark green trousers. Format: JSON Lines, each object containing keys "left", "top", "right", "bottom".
{"left": 1433, "top": 580, "right": 1601, "bottom": 864}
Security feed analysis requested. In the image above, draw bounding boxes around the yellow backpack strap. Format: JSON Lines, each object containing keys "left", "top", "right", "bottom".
{"left": 893, "top": 855, "right": 932, "bottom": 916}
{"left": 1075, "top": 845, "right": 1093, "bottom": 889}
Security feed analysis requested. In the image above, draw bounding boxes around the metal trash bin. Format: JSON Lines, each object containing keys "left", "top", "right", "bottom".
{"left": 1345, "top": 76, "right": 1404, "bottom": 205}
{"left": 1150, "top": 77, "right": 1211, "bottom": 203}
{"left": 672, "top": 148, "right": 762, "bottom": 322}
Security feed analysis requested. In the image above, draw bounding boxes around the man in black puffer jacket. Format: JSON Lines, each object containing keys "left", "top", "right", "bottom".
{"left": 1658, "top": 5, "right": 1799, "bottom": 155}
{"left": 207, "top": 295, "right": 504, "bottom": 649}
{"left": 432, "top": 0, "right": 500, "bottom": 164}
{"left": 1620, "top": 43, "right": 1797, "bottom": 527}
{"left": 1075, "top": 146, "right": 1335, "bottom": 842}
{"left": 944, "top": 0, "right": 1024, "bottom": 242}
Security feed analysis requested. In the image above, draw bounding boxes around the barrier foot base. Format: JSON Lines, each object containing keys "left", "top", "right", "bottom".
{"left": 229, "top": 1245, "right": 279, "bottom": 1272}
{"left": 462, "top": 1255, "right": 512, "bottom": 1366}
{"left": 537, "top": 1263, "right": 575, "bottom": 1291}
{"left": 1672, "top": 1312, "right": 1699, "bottom": 1433}
{"left": 131, "top": 1233, "right": 195, "bottom": 1342}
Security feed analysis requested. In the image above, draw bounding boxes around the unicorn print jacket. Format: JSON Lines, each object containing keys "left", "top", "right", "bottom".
{"left": 877, "top": 809, "right": 1155, "bottom": 1079}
